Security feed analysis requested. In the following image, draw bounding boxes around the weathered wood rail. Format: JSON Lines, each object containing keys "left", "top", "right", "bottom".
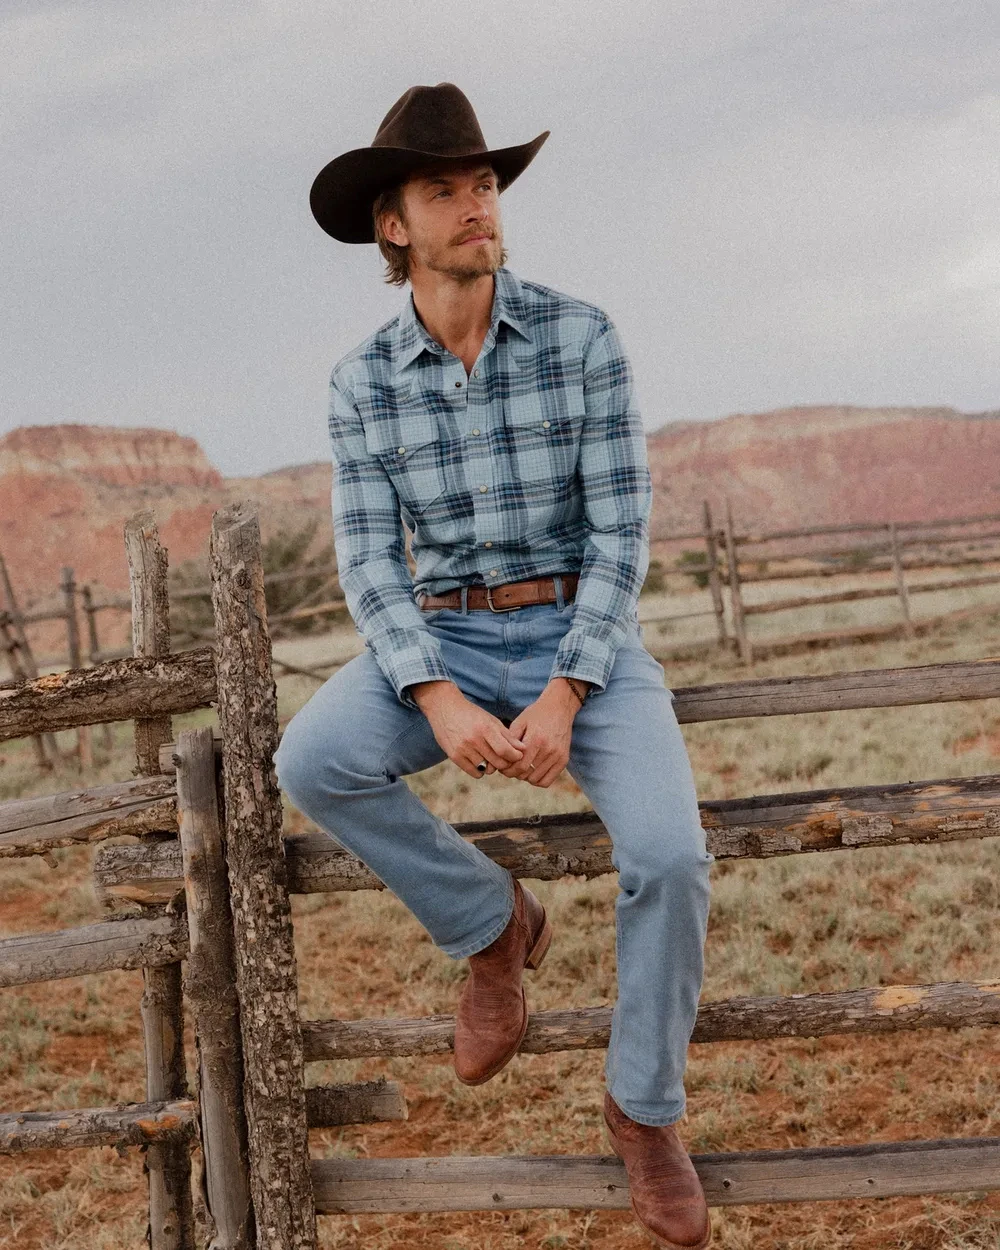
{"left": 3, "top": 503, "right": 1000, "bottom": 1248}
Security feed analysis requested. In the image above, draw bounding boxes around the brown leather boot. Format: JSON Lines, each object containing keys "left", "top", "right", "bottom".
{"left": 603, "top": 1092, "right": 711, "bottom": 1249}
{"left": 452, "top": 878, "right": 552, "bottom": 1085}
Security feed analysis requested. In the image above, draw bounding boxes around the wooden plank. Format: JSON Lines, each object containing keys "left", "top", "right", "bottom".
{"left": 305, "top": 1080, "right": 407, "bottom": 1128}
{"left": 724, "top": 497, "right": 751, "bottom": 663}
{"left": 61, "top": 565, "right": 92, "bottom": 769}
{"left": 0, "top": 648, "right": 215, "bottom": 742}
{"left": 175, "top": 727, "right": 253, "bottom": 1248}
{"left": 0, "top": 914, "right": 188, "bottom": 987}
{"left": 673, "top": 657, "right": 1000, "bottom": 722}
{"left": 889, "top": 522, "right": 914, "bottom": 638}
{"left": 92, "top": 770, "right": 1000, "bottom": 906}
{"left": 702, "top": 500, "right": 728, "bottom": 647}
{"left": 0, "top": 1099, "right": 197, "bottom": 1154}
{"left": 0, "top": 1085, "right": 405, "bottom": 1156}
{"left": 301, "top": 979, "right": 1000, "bottom": 1061}
{"left": 0, "top": 556, "right": 58, "bottom": 767}
{"left": 311, "top": 1137, "right": 1000, "bottom": 1213}
{"left": 0, "top": 775, "right": 176, "bottom": 857}
{"left": 125, "top": 511, "right": 194, "bottom": 1250}
{"left": 738, "top": 550, "right": 1000, "bottom": 583}
{"left": 210, "top": 502, "right": 317, "bottom": 1250}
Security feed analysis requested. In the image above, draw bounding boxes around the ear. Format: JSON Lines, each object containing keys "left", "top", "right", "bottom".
{"left": 381, "top": 212, "right": 410, "bottom": 248}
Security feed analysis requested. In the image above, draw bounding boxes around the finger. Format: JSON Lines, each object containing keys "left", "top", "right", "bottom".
{"left": 487, "top": 730, "right": 525, "bottom": 764}
{"left": 504, "top": 744, "right": 544, "bottom": 781}
{"left": 532, "top": 758, "right": 566, "bottom": 788}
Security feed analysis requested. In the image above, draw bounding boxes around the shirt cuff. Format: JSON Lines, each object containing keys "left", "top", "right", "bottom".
{"left": 376, "top": 642, "right": 454, "bottom": 710}
{"left": 548, "top": 628, "right": 617, "bottom": 696}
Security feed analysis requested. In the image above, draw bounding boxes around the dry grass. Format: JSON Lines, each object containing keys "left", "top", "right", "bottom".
{"left": 2, "top": 591, "right": 1000, "bottom": 1246}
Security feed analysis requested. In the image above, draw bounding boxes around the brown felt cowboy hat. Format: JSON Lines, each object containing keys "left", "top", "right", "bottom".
{"left": 310, "top": 82, "right": 550, "bottom": 244}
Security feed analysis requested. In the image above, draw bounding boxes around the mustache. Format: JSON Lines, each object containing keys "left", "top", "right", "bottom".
{"left": 454, "top": 228, "right": 497, "bottom": 244}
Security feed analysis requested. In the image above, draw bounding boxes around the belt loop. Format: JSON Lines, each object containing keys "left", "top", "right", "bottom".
{"left": 554, "top": 574, "right": 565, "bottom": 611}
{"left": 461, "top": 585, "right": 469, "bottom": 615}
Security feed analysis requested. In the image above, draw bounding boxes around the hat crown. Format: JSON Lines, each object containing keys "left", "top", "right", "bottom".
{"left": 371, "top": 82, "right": 488, "bottom": 158}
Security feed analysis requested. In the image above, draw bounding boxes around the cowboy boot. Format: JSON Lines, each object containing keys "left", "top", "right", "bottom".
{"left": 453, "top": 877, "right": 552, "bottom": 1085}
{"left": 603, "top": 1092, "right": 711, "bottom": 1249}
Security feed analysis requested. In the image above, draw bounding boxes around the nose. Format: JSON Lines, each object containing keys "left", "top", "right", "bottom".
{"left": 459, "top": 189, "right": 489, "bottom": 224}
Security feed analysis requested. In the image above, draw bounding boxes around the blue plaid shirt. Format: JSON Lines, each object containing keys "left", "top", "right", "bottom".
{"left": 328, "top": 265, "right": 652, "bottom": 710}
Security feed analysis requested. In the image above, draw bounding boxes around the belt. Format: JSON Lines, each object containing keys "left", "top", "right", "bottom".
{"left": 418, "top": 573, "right": 580, "bottom": 613}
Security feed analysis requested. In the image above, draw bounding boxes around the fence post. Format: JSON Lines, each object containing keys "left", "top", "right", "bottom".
{"left": 210, "top": 502, "right": 317, "bottom": 1250}
{"left": 175, "top": 726, "right": 254, "bottom": 1248}
{"left": 724, "top": 497, "right": 752, "bottom": 664}
{"left": 889, "top": 522, "right": 915, "bottom": 638}
{"left": 0, "top": 554, "right": 57, "bottom": 767}
{"left": 702, "top": 500, "right": 728, "bottom": 648}
{"left": 81, "top": 586, "right": 115, "bottom": 755}
{"left": 125, "top": 512, "right": 195, "bottom": 1250}
{"left": 61, "top": 566, "right": 92, "bottom": 769}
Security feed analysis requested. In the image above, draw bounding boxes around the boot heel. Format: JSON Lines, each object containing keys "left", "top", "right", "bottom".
{"left": 525, "top": 915, "right": 552, "bottom": 969}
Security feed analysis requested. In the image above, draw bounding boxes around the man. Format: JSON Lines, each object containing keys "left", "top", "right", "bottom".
{"left": 276, "top": 82, "right": 714, "bottom": 1249}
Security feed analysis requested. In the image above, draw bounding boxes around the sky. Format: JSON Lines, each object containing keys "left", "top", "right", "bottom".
{"left": 2, "top": 0, "right": 999, "bottom": 477}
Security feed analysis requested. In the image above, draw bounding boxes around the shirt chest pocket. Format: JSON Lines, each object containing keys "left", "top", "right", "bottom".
{"left": 504, "top": 381, "right": 586, "bottom": 485}
{"left": 364, "top": 417, "right": 448, "bottom": 515}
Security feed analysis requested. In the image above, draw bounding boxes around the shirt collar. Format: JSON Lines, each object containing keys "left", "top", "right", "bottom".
{"left": 392, "top": 266, "right": 533, "bottom": 376}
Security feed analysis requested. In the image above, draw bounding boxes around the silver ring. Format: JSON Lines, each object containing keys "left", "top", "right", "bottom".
{"left": 476, "top": 760, "right": 488, "bottom": 772}
{"left": 528, "top": 762, "right": 535, "bottom": 770}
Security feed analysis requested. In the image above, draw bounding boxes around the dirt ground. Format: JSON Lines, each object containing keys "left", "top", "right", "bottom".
{"left": 3, "top": 591, "right": 1000, "bottom": 1248}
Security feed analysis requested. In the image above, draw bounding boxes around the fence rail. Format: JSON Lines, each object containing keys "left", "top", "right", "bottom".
{"left": 3, "top": 502, "right": 1000, "bottom": 1245}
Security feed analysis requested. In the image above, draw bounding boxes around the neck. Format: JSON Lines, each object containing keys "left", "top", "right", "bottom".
{"left": 410, "top": 268, "right": 496, "bottom": 364}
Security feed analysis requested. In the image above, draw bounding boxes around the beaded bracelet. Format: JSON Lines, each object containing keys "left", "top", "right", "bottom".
{"left": 565, "top": 677, "right": 589, "bottom": 706}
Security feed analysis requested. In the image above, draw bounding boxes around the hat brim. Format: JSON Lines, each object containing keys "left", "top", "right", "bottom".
{"left": 309, "top": 130, "right": 550, "bottom": 244}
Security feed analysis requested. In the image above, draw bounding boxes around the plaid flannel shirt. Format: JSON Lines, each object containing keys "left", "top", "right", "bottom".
{"left": 327, "top": 265, "right": 652, "bottom": 710}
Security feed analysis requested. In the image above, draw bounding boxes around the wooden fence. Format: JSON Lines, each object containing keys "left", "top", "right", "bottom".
{"left": 3, "top": 504, "right": 1000, "bottom": 1245}
{"left": 647, "top": 502, "right": 1000, "bottom": 665}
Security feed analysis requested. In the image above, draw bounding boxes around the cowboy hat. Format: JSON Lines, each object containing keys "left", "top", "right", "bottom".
{"left": 310, "top": 82, "right": 550, "bottom": 244}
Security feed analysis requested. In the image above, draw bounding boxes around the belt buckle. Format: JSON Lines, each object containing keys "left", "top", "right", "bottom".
{"left": 485, "top": 585, "right": 521, "bottom": 613}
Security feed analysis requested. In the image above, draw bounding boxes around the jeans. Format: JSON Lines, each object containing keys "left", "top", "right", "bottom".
{"left": 274, "top": 580, "right": 713, "bottom": 1125}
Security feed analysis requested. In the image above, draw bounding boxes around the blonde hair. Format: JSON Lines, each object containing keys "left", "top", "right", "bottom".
{"left": 372, "top": 181, "right": 410, "bottom": 287}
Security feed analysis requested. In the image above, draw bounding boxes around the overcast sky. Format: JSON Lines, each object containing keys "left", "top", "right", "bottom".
{"left": 2, "top": 1, "right": 998, "bottom": 476}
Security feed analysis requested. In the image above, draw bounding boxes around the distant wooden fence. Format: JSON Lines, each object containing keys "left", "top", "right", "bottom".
{"left": 4, "top": 505, "right": 1000, "bottom": 1244}
{"left": 652, "top": 502, "right": 1000, "bottom": 665}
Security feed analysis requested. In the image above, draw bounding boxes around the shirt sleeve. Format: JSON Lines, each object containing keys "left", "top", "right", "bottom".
{"left": 328, "top": 371, "right": 453, "bottom": 710}
{"left": 547, "top": 316, "right": 652, "bottom": 695}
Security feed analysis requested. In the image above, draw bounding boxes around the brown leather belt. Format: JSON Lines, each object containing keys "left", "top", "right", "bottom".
{"left": 418, "top": 573, "right": 580, "bottom": 613}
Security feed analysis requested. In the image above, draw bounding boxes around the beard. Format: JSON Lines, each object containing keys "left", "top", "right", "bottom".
{"left": 413, "top": 230, "right": 508, "bottom": 283}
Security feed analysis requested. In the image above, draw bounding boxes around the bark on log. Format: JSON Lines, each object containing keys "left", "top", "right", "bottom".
{"left": 126, "top": 511, "right": 194, "bottom": 1250}
{"left": 0, "top": 775, "right": 176, "bottom": 857}
{"left": 301, "top": 979, "right": 1000, "bottom": 1061}
{"left": 0, "top": 1099, "right": 198, "bottom": 1154}
{"left": 210, "top": 502, "right": 316, "bottom": 1250}
{"left": 175, "top": 727, "right": 253, "bottom": 1249}
{"left": 0, "top": 649, "right": 215, "bottom": 742}
{"left": 311, "top": 1137, "right": 1000, "bottom": 1213}
{"left": 93, "top": 771, "right": 1000, "bottom": 905}
{"left": 304, "top": 1080, "right": 406, "bottom": 1128}
{"left": 0, "top": 914, "right": 188, "bottom": 987}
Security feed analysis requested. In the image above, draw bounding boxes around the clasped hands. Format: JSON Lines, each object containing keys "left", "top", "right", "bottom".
{"left": 409, "top": 678, "right": 586, "bottom": 789}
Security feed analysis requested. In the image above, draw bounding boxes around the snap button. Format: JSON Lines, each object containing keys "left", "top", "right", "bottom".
{"left": 474, "top": 368, "right": 480, "bottom": 377}
{"left": 489, "top": 569, "right": 498, "bottom": 576}
{"left": 479, "top": 485, "right": 489, "bottom": 493}
{"left": 397, "top": 446, "right": 406, "bottom": 454}
{"left": 472, "top": 429, "right": 481, "bottom": 436}
{"left": 484, "top": 541, "right": 493, "bottom": 548}
{"left": 455, "top": 380, "right": 463, "bottom": 388}
{"left": 542, "top": 420, "right": 551, "bottom": 428}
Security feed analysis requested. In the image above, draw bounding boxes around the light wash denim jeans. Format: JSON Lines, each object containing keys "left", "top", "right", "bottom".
{"left": 275, "top": 579, "right": 713, "bottom": 1126}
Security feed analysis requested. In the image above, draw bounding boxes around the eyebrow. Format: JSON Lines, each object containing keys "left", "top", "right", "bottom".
{"left": 422, "top": 167, "right": 495, "bottom": 188}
